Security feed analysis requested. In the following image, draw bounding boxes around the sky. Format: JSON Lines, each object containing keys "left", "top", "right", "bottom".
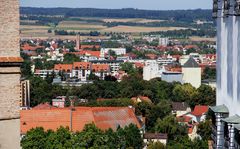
{"left": 20, "top": 0, "right": 212, "bottom": 10}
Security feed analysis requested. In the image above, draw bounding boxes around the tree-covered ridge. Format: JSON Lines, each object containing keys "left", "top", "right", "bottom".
{"left": 20, "top": 7, "right": 212, "bottom": 22}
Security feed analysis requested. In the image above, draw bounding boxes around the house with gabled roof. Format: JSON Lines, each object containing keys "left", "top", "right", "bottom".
{"left": 20, "top": 106, "right": 143, "bottom": 135}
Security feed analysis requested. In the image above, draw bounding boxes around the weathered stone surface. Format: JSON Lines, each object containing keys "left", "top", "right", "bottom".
{"left": 0, "top": 0, "right": 20, "bottom": 57}
{"left": 0, "top": 0, "right": 21, "bottom": 148}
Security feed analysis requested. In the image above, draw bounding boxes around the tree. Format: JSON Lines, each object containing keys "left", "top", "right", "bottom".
{"left": 195, "top": 84, "right": 216, "bottom": 106}
{"left": 168, "top": 137, "right": 208, "bottom": 149}
{"left": 21, "top": 60, "right": 32, "bottom": 77}
{"left": 124, "top": 124, "right": 143, "bottom": 149}
{"left": 154, "top": 115, "right": 188, "bottom": 141}
{"left": 197, "top": 120, "right": 212, "bottom": 140}
{"left": 21, "top": 127, "right": 47, "bottom": 149}
{"left": 104, "top": 75, "right": 117, "bottom": 82}
{"left": 34, "top": 59, "right": 44, "bottom": 69}
{"left": 147, "top": 141, "right": 165, "bottom": 149}
{"left": 120, "top": 62, "right": 137, "bottom": 74}
{"left": 30, "top": 77, "right": 52, "bottom": 106}
{"left": 172, "top": 83, "right": 197, "bottom": 107}
{"left": 202, "top": 67, "right": 216, "bottom": 80}
{"left": 45, "top": 127, "right": 73, "bottom": 149}
{"left": 63, "top": 53, "right": 80, "bottom": 63}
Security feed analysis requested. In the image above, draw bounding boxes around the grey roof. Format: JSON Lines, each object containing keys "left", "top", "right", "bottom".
{"left": 183, "top": 57, "right": 199, "bottom": 68}
{"left": 171, "top": 102, "right": 189, "bottom": 111}
{"left": 235, "top": 124, "right": 240, "bottom": 130}
{"left": 222, "top": 115, "right": 240, "bottom": 124}
{"left": 210, "top": 105, "right": 229, "bottom": 113}
{"left": 144, "top": 133, "right": 168, "bottom": 139}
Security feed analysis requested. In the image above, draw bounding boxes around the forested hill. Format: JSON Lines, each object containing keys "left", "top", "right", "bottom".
{"left": 20, "top": 7, "right": 212, "bottom": 22}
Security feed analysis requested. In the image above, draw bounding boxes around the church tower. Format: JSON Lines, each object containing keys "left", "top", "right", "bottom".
{"left": 0, "top": 0, "right": 22, "bottom": 148}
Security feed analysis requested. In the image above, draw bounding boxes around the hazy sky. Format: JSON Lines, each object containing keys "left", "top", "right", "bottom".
{"left": 20, "top": 0, "right": 212, "bottom": 10}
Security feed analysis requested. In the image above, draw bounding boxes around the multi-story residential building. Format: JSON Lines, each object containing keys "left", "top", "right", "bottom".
{"left": 34, "top": 69, "right": 58, "bottom": 79}
{"left": 211, "top": 0, "right": 240, "bottom": 148}
{"left": 72, "top": 62, "right": 91, "bottom": 81}
{"left": 35, "top": 62, "right": 111, "bottom": 81}
{"left": 92, "top": 64, "right": 111, "bottom": 80}
{"left": 90, "top": 60, "right": 124, "bottom": 74}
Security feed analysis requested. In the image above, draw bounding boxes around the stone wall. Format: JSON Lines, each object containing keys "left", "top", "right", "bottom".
{"left": 0, "top": 0, "right": 20, "bottom": 57}
{"left": 0, "top": 67, "right": 21, "bottom": 119}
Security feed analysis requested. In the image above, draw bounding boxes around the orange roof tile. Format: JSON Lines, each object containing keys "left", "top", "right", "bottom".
{"left": 20, "top": 107, "right": 141, "bottom": 134}
{"left": 191, "top": 105, "right": 209, "bottom": 116}
{"left": 73, "top": 62, "right": 91, "bottom": 70}
{"left": 0, "top": 57, "right": 23, "bottom": 63}
{"left": 54, "top": 64, "right": 73, "bottom": 72}
{"left": 177, "top": 115, "right": 192, "bottom": 123}
{"left": 188, "top": 127, "right": 193, "bottom": 134}
{"left": 81, "top": 45, "right": 100, "bottom": 49}
{"left": 134, "top": 62, "right": 144, "bottom": 68}
{"left": 92, "top": 64, "right": 110, "bottom": 72}
{"left": 21, "top": 44, "right": 44, "bottom": 51}
{"left": 32, "top": 102, "right": 57, "bottom": 110}
{"left": 67, "top": 50, "right": 101, "bottom": 58}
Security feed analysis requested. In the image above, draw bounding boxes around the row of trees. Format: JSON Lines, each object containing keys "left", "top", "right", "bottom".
{"left": 21, "top": 123, "right": 143, "bottom": 149}
{"left": 29, "top": 74, "right": 216, "bottom": 108}
{"left": 21, "top": 8, "right": 212, "bottom": 22}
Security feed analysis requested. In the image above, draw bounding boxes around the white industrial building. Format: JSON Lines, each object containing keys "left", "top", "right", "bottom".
{"left": 210, "top": 0, "right": 240, "bottom": 148}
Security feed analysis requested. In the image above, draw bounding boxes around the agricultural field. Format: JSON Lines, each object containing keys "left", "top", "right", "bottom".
{"left": 101, "top": 25, "right": 187, "bottom": 33}
{"left": 189, "top": 36, "right": 216, "bottom": 42}
{"left": 20, "top": 17, "right": 193, "bottom": 39}
{"left": 102, "top": 18, "right": 165, "bottom": 23}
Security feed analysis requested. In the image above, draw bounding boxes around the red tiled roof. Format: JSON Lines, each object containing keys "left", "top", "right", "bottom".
{"left": 21, "top": 44, "right": 44, "bottom": 51}
{"left": 92, "top": 64, "right": 110, "bottom": 72}
{"left": 67, "top": 50, "right": 101, "bottom": 58}
{"left": 146, "top": 54, "right": 157, "bottom": 60}
{"left": 188, "top": 127, "right": 193, "bottom": 134}
{"left": 73, "top": 62, "right": 91, "bottom": 70}
{"left": 32, "top": 102, "right": 57, "bottom": 110}
{"left": 134, "top": 62, "right": 144, "bottom": 68}
{"left": 20, "top": 107, "right": 141, "bottom": 134}
{"left": 54, "top": 64, "right": 73, "bottom": 72}
{"left": 0, "top": 57, "right": 23, "bottom": 63}
{"left": 191, "top": 105, "right": 209, "bottom": 116}
{"left": 177, "top": 115, "right": 192, "bottom": 123}
{"left": 81, "top": 45, "right": 100, "bottom": 49}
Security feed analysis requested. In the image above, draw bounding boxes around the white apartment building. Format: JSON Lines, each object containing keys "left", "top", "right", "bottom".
{"left": 159, "top": 37, "right": 169, "bottom": 46}
{"left": 100, "top": 48, "right": 126, "bottom": 57}
{"left": 143, "top": 60, "right": 162, "bottom": 81}
{"left": 157, "top": 54, "right": 176, "bottom": 65}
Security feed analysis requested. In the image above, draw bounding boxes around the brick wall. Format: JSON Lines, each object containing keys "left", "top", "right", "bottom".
{"left": 0, "top": 0, "right": 20, "bottom": 57}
